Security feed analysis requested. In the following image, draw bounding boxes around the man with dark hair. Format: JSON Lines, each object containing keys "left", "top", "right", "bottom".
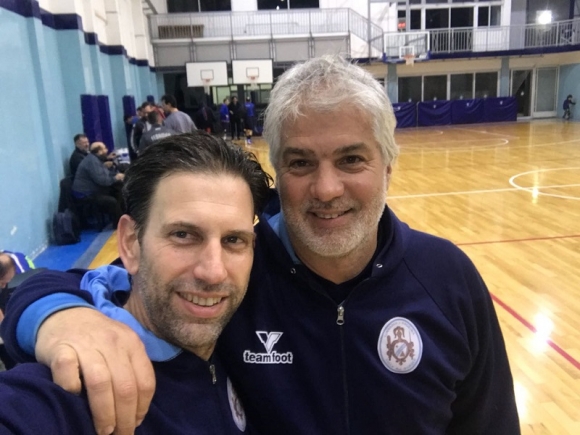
{"left": 243, "top": 97, "right": 255, "bottom": 145}
{"left": 72, "top": 142, "right": 125, "bottom": 227}
{"left": 132, "top": 102, "right": 154, "bottom": 158}
{"left": 228, "top": 96, "right": 244, "bottom": 141}
{"left": 161, "top": 94, "right": 196, "bottom": 134}
{"left": 138, "top": 111, "right": 177, "bottom": 154}
{"left": 69, "top": 134, "right": 89, "bottom": 178}
{"left": 3, "top": 57, "right": 519, "bottom": 435}
{"left": 0, "top": 133, "right": 271, "bottom": 433}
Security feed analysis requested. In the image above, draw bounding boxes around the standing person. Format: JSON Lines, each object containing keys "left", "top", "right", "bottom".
{"left": 220, "top": 98, "right": 230, "bottom": 140}
{"left": 69, "top": 134, "right": 90, "bottom": 178}
{"left": 0, "top": 133, "right": 271, "bottom": 433}
{"left": 2, "top": 56, "right": 520, "bottom": 435}
{"left": 243, "top": 97, "right": 255, "bottom": 145}
{"left": 228, "top": 96, "right": 243, "bottom": 141}
{"left": 563, "top": 94, "right": 575, "bottom": 120}
{"left": 138, "top": 111, "right": 177, "bottom": 154}
{"left": 161, "top": 94, "right": 197, "bottom": 134}
{"left": 132, "top": 103, "right": 154, "bottom": 161}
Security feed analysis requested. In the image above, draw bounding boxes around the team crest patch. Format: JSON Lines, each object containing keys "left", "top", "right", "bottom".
{"left": 227, "top": 377, "right": 246, "bottom": 432}
{"left": 377, "top": 317, "right": 422, "bottom": 374}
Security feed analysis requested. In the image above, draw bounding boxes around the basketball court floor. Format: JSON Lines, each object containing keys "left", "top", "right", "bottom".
{"left": 89, "top": 119, "right": 580, "bottom": 434}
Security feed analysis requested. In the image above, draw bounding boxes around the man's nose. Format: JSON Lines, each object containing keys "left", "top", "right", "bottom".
{"left": 310, "top": 164, "right": 344, "bottom": 202}
{"left": 193, "top": 241, "right": 228, "bottom": 285}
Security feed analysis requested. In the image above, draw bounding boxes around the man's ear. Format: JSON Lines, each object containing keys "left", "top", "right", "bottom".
{"left": 386, "top": 164, "right": 393, "bottom": 186}
{"left": 117, "top": 215, "right": 140, "bottom": 275}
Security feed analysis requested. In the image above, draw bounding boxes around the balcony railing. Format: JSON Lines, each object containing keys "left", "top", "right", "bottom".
{"left": 149, "top": 9, "right": 383, "bottom": 52}
{"left": 385, "top": 18, "right": 580, "bottom": 58}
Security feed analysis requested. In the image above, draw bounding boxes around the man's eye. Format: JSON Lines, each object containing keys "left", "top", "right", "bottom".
{"left": 289, "top": 159, "right": 310, "bottom": 168}
{"left": 342, "top": 156, "right": 363, "bottom": 164}
{"left": 173, "top": 231, "right": 189, "bottom": 239}
{"left": 224, "top": 236, "right": 242, "bottom": 244}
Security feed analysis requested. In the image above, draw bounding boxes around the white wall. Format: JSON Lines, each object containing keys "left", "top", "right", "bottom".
{"left": 232, "top": 0, "right": 258, "bottom": 12}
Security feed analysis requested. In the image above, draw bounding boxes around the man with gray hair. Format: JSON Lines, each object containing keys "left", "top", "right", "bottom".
{"left": 2, "top": 56, "right": 519, "bottom": 434}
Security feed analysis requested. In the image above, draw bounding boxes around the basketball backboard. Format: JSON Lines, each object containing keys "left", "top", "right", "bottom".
{"left": 232, "top": 59, "right": 274, "bottom": 85}
{"left": 186, "top": 61, "right": 229, "bottom": 88}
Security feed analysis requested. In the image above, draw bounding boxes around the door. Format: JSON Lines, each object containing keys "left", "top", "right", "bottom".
{"left": 533, "top": 67, "right": 558, "bottom": 118}
{"left": 511, "top": 69, "right": 532, "bottom": 118}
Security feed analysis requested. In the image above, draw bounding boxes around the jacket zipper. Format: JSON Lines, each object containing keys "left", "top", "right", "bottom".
{"left": 209, "top": 363, "right": 217, "bottom": 384}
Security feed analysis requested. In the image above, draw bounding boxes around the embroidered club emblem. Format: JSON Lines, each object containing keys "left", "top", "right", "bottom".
{"left": 227, "top": 377, "right": 247, "bottom": 432}
{"left": 377, "top": 317, "right": 422, "bottom": 374}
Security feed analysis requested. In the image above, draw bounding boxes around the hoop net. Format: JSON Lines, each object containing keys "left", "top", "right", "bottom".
{"left": 249, "top": 76, "right": 259, "bottom": 90}
{"left": 203, "top": 79, "right": 211, "bottom": 94}
{"left": 403, "top": 54, "right": 415, "bottom": 66}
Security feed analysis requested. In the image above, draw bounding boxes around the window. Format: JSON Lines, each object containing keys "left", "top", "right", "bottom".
{"left": 411, "top": 10, "right": 421, "bottom": 30}
{"left": 478, "top": 6, "right": 501, "bottom": 27}
{"left": 450, "top": 73, "right": 473, "bottom": 99}
{"left": 475, "top": 72, "right": 498, "bottom": 98}
{"left": 424, "top": 75, "right": 447, "bottom": 101}
{"left": 398, "top": 77, "right": 422, "bottom": 103}
{"left": 258, "top": 0, "right": 319, "bottom": 10}
{"left": 168, "top": 0, "right": 231, "bottom": 12}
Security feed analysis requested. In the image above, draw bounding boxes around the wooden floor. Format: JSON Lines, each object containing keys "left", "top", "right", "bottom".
{"left": 91, "top": 120, "right": 580, "bottom": 434}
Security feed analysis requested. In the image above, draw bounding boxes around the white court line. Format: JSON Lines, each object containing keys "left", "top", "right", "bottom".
{"left": 509, "top": 168, "right": 580, "bottom": 201}
{"left": 400, "top": 138, "right": 580, "bottom": 155}
{"left": 388, "top": 183, "right": 580, "bottom": 199}
{"left": 451, "top": 126, "right": 520, "bottom": 139}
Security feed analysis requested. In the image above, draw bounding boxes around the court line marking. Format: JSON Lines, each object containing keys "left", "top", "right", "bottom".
{"left": 510, "top": 168, "right": 580, "bottom": 201}
{"left": 451, "top": 126, "right": 521, "bottom": 139}
{"left": 456, "top": 234, "right": 580, "bottom": 246}
{"left": 490, "top": 293, "right": 580, "bottom": 372}
{"left": 399, "top": 138, "right": 580, "bottom": 155}
{"left": 388, "top": 183, "right": 580, "bottom": 199}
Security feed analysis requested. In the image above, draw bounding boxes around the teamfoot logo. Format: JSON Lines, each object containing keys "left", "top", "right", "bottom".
{"left": 243, "top": 331, "right": 294, "bottom": 364}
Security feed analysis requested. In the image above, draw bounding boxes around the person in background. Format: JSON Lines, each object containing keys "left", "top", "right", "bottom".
{"left": 563, "top": 94, "right": 575, "bottom": 120}
{"left": 138, "top": 111, "right": 177, "bottom": 154}
{"left": 132, "top": 103, "right": 154, "bottom": 159}
{"left": 220, "top": 97, "right": 230, "bottom": 140}
{"left": 228, "top": 96, "right": 244, "bottom": 141}
{"left": 1, "top": 56, "right": 520, "bottom": 435}
{"left": 243, "top": 97, "right": 255, "bottom": 145}
{"left": 161, "top": 94, "right": 197, "bottom": 134}
{"left": 69, "top": 134, "right": 90, "bottom": 179}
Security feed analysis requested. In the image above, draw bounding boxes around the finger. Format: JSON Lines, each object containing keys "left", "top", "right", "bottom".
{"left": 80, "top": 352, "right": 118, "bottom": 435}
{"left": 130, "top": 342, "right": 156, "bottom": 426}
{"left": 46, "top": 344, "right": 83, "bottom": 394}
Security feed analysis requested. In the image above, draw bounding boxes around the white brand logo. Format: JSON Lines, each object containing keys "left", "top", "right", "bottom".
{"left": 227, "top": 377, "right": 246, "bottom": 432}
{"left": 243, "top": 331, "right": 294, "bottom": 364}
{"left": 377, "top": 317, "right": 423, "bottom": 374}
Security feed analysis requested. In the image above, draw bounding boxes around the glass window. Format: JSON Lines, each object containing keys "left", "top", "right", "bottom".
{"left": 475, "top": 72, "right": 498, "bottom": 98}
{"left": 426, "top": 9, "right": 449, "bottom": 29}
{"left": 478, "top": 6, "right": 489, "bottom": 26}
{"left": 450, "top": 73, "right": 473, "bottom": 99}
{"left": 168, "top": 0, "right": 232, "bottom": 12}
{"left": 258, "top": 0, "right": 319, "bottom": 9}
{"left": 410, "top": 10, "right": 421, "bottom": 30}
{"left": 398, "top": 76, "right": 422, "bottom": 103}
{"left": 490, "top": 6, "right": 501, "bottom": 26}
{"left": 450, "top": 7, "right": 473, "bottom": 28}
{"left": 424, "top": 75, "right": 447, "bottom": 101}
{"left": 409, "top": 0, "right": 422, "bottom": 4}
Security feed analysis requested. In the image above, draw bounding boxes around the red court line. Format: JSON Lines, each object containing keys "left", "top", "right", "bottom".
{"left": 491, "top": 294, "right": 580, "bottom": 371}
{"left": 457, "top": 234, "right": 580, "bottom": 246}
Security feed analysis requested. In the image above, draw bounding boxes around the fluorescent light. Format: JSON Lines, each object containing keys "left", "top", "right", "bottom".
{"left": 537, "top": 10, "right": 552, "bottom": 25}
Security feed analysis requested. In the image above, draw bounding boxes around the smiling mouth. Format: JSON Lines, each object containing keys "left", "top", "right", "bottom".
{"left": 311, "top": 210, "right": 348, "bottom": 219}
{"left": 178, "top": 292, "right": 223, "bottom": 307}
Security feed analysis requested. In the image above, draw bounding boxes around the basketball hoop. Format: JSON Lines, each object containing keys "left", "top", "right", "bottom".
{"left": 403, "top": 54, "right": 415, "bottom": 66}
{"left": 203, "top": 78, "right": 212, "bottom": 94}
{"left": 249, "top": 76, "right": 259, "bottom": 90}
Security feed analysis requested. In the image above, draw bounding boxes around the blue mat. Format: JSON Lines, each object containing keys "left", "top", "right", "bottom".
{"left": 34, "top": 228, "right": 114, "bottom": 271}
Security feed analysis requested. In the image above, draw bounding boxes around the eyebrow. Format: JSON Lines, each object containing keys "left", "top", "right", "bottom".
{"left": 164, "top": 221, "right": 256, "bottom": 240}
{"left": 282, "top": 142, "right": 370, "bottom": 159}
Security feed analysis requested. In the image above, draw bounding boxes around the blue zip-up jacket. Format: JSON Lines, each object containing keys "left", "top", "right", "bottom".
{"left": 0, "top": 267, "right": 250, "bottom": 434}
{"left": 2, "top": 194, "right": 519, "bottom": 434}
{"left": 220, "top": 104, "right": 230, "bottom": 122}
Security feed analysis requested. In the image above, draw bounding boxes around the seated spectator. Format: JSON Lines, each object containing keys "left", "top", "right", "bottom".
{"left": 138, "top": 111, "right": 177, "bottom": 154}
{"left": 69, "top": 134, "right": 89, "bottom": 179}
{"left": 0, "top": 250, "right": 35, "bottom": 369}
{"left": 72, "top": 142, "right": 125, "bottom": 228}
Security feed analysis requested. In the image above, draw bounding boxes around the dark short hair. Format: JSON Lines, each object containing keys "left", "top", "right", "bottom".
{"left": 161, "top": 95, "right": 177, "bottom": 108}
{"left": 141, "top": 102, "right": 153, "bottom": 110}
{"left": 73, "top": 134, "right": 87, "bottom": 143}
{"left": 147, "top": 111, "right": 160, "bottom": 125}
{"left": 123, "top": 132, "right": 273, "bottom": 239}
{"left": 0, "top": 253, "right": 13, "bottom": 281}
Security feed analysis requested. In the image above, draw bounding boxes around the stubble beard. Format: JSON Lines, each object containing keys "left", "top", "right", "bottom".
{"left": 282, "top": 180, "right": 387, "bottom": 259}
{"left": 134, "top": 257, "right": 245, "bottom": 356}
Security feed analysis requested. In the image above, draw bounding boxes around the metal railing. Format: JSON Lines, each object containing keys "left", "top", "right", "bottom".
{"left": 385, "top": 18, "right": 580, "bottom": 57}
{"left": 149, "top": 8, "right": 383, "bottom": 51}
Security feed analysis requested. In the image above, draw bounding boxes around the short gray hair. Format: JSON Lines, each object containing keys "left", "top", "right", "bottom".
{"left": 263, "top": 56, "right": 399, "bottom": 170}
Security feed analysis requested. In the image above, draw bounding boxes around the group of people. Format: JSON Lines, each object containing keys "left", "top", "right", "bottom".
{"left": 0, "top": 56, "right": 520, "bottom": 434}
{"left": 220, "top": 96, "right": 256, "bottom": 144}
{"left": 68, "top": 134, "right": 125, "bottom": 228}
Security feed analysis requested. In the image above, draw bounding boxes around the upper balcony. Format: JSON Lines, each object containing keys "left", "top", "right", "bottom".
{"left": 147, "top": 9, "right": 580, "bottom": 68}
